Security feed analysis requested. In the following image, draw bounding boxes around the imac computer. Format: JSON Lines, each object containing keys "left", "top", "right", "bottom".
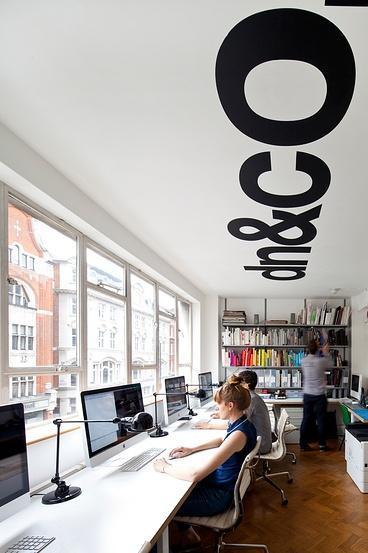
{"left": 163, "top": 376, "right": 188, "bottom": 425}
{"left": 198, "top": 371, "right": 213, "bottom": 407}
{"left": 0, "top": 403, "right": 30, "bottom": 522}
{"left": 81, "top": 383, "right": 147, "bottom": 467}
{"left": 350, "top": 373, "right": 363, "bottom": 401}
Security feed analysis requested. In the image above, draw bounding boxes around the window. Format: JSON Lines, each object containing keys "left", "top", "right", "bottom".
{"left": 2, "top": 192, "right": 193, "bottom": 430}
{"left": 12, "top": 325, "right": 19, "bottom": 350}
{"left": 10, "top": 376, "right": 35, "bottom": 399}
{"left": 131, "top": 273, "right": 156, "bottom": 366}
{"left": 8, "top": 201, "right": 77, "bottom": 369}
{"left": 9, "top": 284, "right": 29, "bottom": 307}
{"left": 98, "top": 329, "right": 105, "bottom": 348}
{"left": 159, "top": 289, "right": 176, "bottom": 317}
{"left": 159, "top": 315, "right": 176, "bottom": 386}
{"left": 178, "top": 299, "right": 192, "bottom": 383}
{"left": 98, "top": 303, "right": 105, "bottom": 319}
{"left": 10, "top": 245, "right": 19, "bottom": 265}
{"left": 86, "top": 248, "right": 126, "bottom": 389}
{"left": 21, "top": 253, "right": 27, "bottom": 268}
{"left": 87, "top": 248, "right": 125, "bottom": 295}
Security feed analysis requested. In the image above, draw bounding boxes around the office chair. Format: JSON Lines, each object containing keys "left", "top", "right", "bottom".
{"left": 175, "top": 436, "right": 269, "bottom": 552}
{"left": 339, "top": 403, "right": 351, "bottom": 451}
{"left": 256, "top": 409, "right": 293, "bottom": 506}
{"left": 270, "top": 406, "right": 297, "bottom": 464}
{"left": 284, "top": 422, "right": 298, "bottom": 464}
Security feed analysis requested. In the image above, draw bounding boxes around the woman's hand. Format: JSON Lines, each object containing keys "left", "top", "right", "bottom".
{"left": 153, "top": 457, "right": 171, "bottom": 473}
{"left": 211, "top": 411, "right": 220, "bottom": 419}
{"left": 192, "top": 420, "right": 210, "bottom": 429}
{"left": 168, "top": 446, "right": 193, "bottom": 459}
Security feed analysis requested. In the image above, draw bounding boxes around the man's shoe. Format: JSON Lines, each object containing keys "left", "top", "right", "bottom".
{"left": 300, "top": 444, "right": 314, "bottom": 451}
{"left": 319, "top": 445, "right": 331, "bottom": 451}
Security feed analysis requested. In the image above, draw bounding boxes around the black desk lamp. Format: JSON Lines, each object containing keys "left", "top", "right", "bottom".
{"left": 150, "top": 392, "right": 169, "bottom": 438}
{"left": 150, "top": 389, "right": 207, "bottom": 437}
{"left": 42, "top": 412, "right": 152, "bottom": 505}
{"left": 185, "top": 385, "right": 207, "bottom": 417}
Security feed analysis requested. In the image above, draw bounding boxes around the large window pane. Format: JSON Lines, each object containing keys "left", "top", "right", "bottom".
{"left": 8, "top": 373, "right": 79, "bottom": 426}
{"left": 159, "top": 315, "right": 176, "bottom": 388}
{"left": 87, "top": 289, "right": 127, "bottom": 386}
{"left": 8, "top": 203, "right": 77, "bottom": 368}
{"left": 131, "top": 273, "right": 156, "bottom": 366}
{"left": 87, "top": 248, "right": 125, "bottom": 295}
{"left": 178, "top": 300, "right": 191, "bottom": 365}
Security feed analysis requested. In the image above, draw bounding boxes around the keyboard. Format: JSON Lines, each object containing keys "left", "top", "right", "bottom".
{"left": 120, "top": 447, "right": 165, "bottom": 472}
{"left": 5, "top": 536, "right": 55, "bottom": 553}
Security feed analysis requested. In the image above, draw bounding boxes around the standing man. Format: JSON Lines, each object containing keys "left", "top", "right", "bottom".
{"left": 300, "top": 339, "right": 330, "bottom": 451}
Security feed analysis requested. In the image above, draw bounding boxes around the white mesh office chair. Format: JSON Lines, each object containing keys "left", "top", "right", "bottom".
{"left": 284, "top": 422, "right": 297, "bottom": 464}
{"left": 256, "top": 409, "right": 293, "bottom": 506}
{"left": 175, "top": 436, "right": 269, "bottom": 552}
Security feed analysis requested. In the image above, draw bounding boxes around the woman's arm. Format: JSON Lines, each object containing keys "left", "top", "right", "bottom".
{"left": 193, "top": 419, "right": 228, "bottom": 430}
{"left": 154, "top": 430, "right": 246, "bottom": 482}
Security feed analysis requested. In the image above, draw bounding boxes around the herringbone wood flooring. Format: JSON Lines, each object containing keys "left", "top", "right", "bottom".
{"left": 198, "top": 442, "right": 368, "bottom": 553}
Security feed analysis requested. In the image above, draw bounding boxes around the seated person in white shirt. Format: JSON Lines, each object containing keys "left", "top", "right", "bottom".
{"left": 194, "top": 369, "right": 272, "bottom": 454}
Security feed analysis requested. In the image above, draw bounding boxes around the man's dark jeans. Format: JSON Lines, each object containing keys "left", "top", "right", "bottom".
{"left": 300, "top": 393, "right": 327, "bottom": 448}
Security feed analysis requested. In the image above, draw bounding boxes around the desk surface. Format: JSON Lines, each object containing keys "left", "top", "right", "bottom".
{"left": 342, "top": 401, "right": 368, "bottom": 422}
{"left": 264, "top": 397, "right": 341, "bottom": 406}
{"left": 0, "top": 414, "right": 224, "bottom": 553}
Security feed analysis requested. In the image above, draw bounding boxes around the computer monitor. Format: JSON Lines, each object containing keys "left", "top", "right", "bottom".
{"left": 163, "top": 376, "right": 188, "bottom": 425}
{"left": 198, "top": 371, "right": 213, "bottom": 407}
{"left": 0, "top": 403, "right": 30, "bottom": 522}
{"left": 350, "top": 373, "right": 363, "bottom": 401}
{"left": 81, "top": 383, "right": 146, "bottom": 467}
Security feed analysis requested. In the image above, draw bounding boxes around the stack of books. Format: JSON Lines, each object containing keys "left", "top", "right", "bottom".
{"left": 222, "top": 310, "right": 246, "bottom": 324}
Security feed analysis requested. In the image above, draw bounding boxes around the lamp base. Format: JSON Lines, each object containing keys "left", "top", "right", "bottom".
{"left": 42, "top": 485, "right": 82, "bottom": 505}
{"left": 150, "top": 425, "right": 168, "bottom": 438}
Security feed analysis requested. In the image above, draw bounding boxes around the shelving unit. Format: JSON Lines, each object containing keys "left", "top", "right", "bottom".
{"left": 221, "top": 298, "right": 351, "bottom": 399}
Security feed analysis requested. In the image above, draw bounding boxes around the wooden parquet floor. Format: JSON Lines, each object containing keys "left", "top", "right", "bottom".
{"left": 198, "top": 442, "right": 368, "bottom": 553}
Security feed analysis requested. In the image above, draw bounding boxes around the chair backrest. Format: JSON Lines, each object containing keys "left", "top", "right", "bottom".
{"left": 233, "top": 435, "right": 262, "bottom": 525}
{"left": 340, "top": 403, "right": 351, "bottom": 425}
{"left": 268, "top": 408, "right": 288, "bottom": 462}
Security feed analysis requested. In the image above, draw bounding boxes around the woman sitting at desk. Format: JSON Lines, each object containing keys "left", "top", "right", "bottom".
{"left": 153, "top": 375, "right": 256, "bottom": 550}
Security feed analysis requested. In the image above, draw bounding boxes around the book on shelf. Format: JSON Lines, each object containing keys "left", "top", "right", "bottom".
{"left": 222, "top": 310, "right": 246, "bottom": 324}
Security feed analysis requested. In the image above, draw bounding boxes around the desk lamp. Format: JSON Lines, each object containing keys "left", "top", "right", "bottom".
{"left": 42, "top": 412, "right": 152, "bottom": 505}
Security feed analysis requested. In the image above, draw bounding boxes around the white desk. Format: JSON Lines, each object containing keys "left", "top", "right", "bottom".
{"left": 0, "top": 419, "right": 224, "bottom": 553}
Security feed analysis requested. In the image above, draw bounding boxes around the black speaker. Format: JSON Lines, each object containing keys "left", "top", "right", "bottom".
{"left": 131, "top": 412, "right": 153, "bottom": 431}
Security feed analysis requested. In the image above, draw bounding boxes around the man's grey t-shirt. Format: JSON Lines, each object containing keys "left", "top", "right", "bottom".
{"left": 246, "top": 390, "right": 272, "bottom": 454}
{"left": 301, "top": 353, "right": 329, "bottom": 396}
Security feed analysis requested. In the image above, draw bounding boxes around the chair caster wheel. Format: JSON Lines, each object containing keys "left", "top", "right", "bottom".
{"left": 291, "top": 459, "right": 297, "bottom": 464}
{"left": 282, "top": 498, "right": 288, "bottom": 506}
{"left": 288, "top": 478, "right": 293, "bottom": 484}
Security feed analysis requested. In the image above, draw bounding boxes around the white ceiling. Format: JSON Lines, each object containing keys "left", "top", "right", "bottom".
{"left": 0, "top": 0, "right": 367, "bottom": 298}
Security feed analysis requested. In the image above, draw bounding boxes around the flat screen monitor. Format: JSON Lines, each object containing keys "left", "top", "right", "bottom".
{"left": 198, "top": 371, "right": 213, "bottom": 406}
{"left": 0, "top": 403, "right": 30, "bottom": 522}
{"left": 350, "top": 373, "right": 363, "bottom": 401}
{"left": 81, "top": 383, "right": 146, "bottom": 467}
{"left": 163, "top": 376, "right": 188, "bottom": 425}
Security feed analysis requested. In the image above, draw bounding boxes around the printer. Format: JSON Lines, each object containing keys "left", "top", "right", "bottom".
{"left": 345, "top": 423, "right": 368, "bottom": 493}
